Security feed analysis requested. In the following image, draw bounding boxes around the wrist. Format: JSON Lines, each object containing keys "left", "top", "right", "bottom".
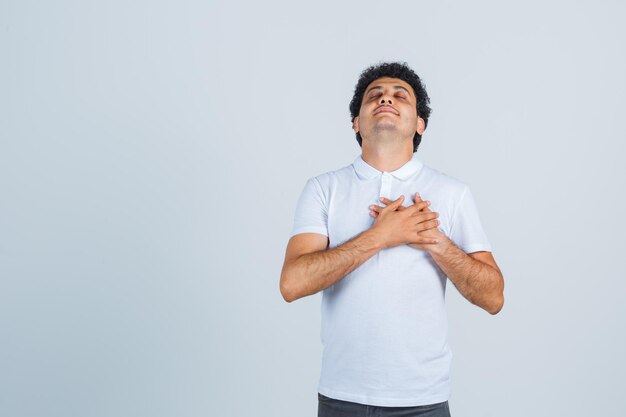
{"left": 364, "top": 227, "right": 388, "bottom": 250}
{"left": 427, "top": 234, "right": 452, "bottom": 256}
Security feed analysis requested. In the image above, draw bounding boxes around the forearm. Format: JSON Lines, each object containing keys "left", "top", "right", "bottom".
{"left": 428, "top": 237, "right": 504, "bottom": 314}
{"left": 282, "top": 229, "right": 384, "bottom": 302}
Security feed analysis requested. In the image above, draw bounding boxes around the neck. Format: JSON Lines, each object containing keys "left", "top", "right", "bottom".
{"left": 361, "top": 139, "right": 413, "bottom": 173}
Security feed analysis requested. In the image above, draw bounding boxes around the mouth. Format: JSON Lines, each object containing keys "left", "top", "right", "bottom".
{"left": 374, "top": 106, "right": 398, "bottom": 115}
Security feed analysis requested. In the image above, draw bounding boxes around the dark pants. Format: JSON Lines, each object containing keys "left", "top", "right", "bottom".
{"left": 318, "top": 393, "right": 451, "bottom": 417}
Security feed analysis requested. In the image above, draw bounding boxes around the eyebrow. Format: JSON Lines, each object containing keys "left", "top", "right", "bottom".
{"left": 365, "top": 85, "right": 412, "bottom": 96}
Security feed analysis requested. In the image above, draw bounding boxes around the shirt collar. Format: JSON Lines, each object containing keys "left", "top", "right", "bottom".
{"left": 352, "top": 153, "right": 424, "bottom": 181}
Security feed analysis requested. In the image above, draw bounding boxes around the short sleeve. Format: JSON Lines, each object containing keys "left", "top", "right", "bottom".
{"left": 448, "top": 186, "right": 492, "bottom": 253}
{"left": 289, "top": 177, "right": 329, "bottom": 238}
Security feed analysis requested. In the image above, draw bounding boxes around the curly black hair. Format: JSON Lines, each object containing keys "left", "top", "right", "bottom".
{"left": 349, "top": 61, "right": 432, "bottom": 152}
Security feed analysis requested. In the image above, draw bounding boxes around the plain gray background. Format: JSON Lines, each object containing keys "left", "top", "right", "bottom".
{"left": 1, "top": 0, "right": 625, "bottom": 416}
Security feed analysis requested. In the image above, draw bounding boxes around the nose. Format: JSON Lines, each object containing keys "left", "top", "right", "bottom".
{"left": 379, "top": 96, "right": 392, "bottom": 105}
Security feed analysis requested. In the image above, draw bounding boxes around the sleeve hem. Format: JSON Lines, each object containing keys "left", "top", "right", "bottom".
{"left": 290, "top": 227, "right": 329, "bottom": 238}
{"left": 461, "top": 243, "right": 492, "bottom": 253}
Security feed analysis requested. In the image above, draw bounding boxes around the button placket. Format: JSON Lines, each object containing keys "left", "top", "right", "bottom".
{"left": 379, "top": 172, "right": 392, "bottom": 199}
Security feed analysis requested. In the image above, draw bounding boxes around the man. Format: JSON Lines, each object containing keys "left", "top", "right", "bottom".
{"left": 279, "top": 61, "right": 504, "bottom": 417}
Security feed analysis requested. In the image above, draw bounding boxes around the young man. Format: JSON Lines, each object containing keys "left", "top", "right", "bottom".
{"left": 280, "top": 62, "right": 504, "bottom": 417}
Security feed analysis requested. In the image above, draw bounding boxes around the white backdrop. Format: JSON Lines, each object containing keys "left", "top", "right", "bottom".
{"left": 1, "top": 1, "right": 625, "bottom": 416}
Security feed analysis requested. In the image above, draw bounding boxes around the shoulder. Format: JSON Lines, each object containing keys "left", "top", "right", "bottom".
{"left": 307, "top": 162, "right": 354, "bottom": 190}
{"left": 420, "top": 163, "right": 469, "bottom": 199}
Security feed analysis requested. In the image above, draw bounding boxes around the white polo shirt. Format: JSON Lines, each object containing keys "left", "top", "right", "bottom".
{"left": 290, "top": 152, "right": 492, "bottom": 407}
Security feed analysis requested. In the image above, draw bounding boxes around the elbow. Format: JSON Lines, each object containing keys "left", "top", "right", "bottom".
{"left": 489, "top": 283, "right": 505, "bottom": 315}
{"left": 280, "top": 284, "right": 296, "bottom": 303}
{"left": 488, "top": 274, "right": 505, "bottom": 315}
{"left": 488, "top": 295, "right": 504, "bottom": 315}
{"left": 279, "top": 269, "right": 298, "bottom": 303}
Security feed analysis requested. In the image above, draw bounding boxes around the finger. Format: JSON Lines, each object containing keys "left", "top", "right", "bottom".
{"left": 415, "top": 218, "right": 440, "bottom": 231}
{"left": 413, "top": 192, "right": 429, "bottom": 206}
{"left": 409, "top": 200, "right": 431, "bottom": 212}
{"left": 413, "top": 192, "right": 425, "bottom": 206}
{"left": 381, "top": 195, "right": 404, "bottom": 210}
{"left": 369, "top": 210, "right": 379, "bottom": 218}
{"left": 379, "top": 196, "right": 406, "bottom": 210}
{"left": 369, "top": 204, "right": 382, "bottom": 213}
{"left": 413, "top": 211, "right": 439, "bottom": 223}
{"left": 413, "top": 201, "right": 432, "bottom": 214}
{"left": 415, "top": 236, "right": 440, "bottom": 244}
{"left": 412, "top": 192, "right": 431, "bottom": 208}
{"left": 405, "top": 201, "right": 431, "bottom": 216}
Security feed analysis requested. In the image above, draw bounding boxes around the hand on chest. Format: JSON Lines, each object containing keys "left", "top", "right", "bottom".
{"left": 326, "top": 182, "right": 453, "bottom": 248}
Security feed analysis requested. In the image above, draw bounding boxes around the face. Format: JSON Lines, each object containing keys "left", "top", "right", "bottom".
{"left": 353, "top": 76, "right": 425, "bottom": 142}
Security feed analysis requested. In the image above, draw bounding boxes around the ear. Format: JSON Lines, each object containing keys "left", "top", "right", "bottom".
{"left": 416, "top": 116, "right": 425, "bottom": 135}
{"left": 353, "top": 116, "right": 360, "bottom": 133}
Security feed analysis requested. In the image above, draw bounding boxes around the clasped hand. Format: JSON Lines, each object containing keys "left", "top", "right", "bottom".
{"left": 368, "top": 192, "right": 445, "bottom": 251}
